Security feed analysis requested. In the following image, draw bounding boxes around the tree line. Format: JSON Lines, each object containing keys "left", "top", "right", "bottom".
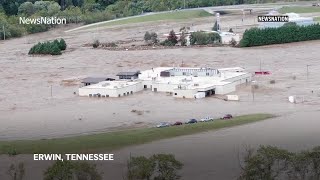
{"left": 239, "top": 145, "right": 320, "bottom": 180}
{"left": 5, "top": 153, "right": 183, "bottom": 180}
{"left": 0, "top": 0, "right": 300, "bottom": 40}
{"left": 240, "top": 23, "right": 320, "bottom": 47}
{"left": 29, "top": 38, "right": 67, "bottom": 55}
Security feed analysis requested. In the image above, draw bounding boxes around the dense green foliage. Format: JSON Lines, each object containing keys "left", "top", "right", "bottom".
{"left": 190, "top": 31, "right": 221, "bottom": 45}
{"left": 29, "top": 39, "right": 67, "bottom": 55}
{"left": 239, "top": 145, "right": 320, "bottom": 180}
{"left": 0, "top": 0, "right": 299, "bottom": 40}
{"left": 44, "top": 161, "right": 102, "bottom": 180}
{"left": 240, "top": 23, "right": 320, "bottom": 47}
{"left": 127, "top": 154, "right": 183, "bottom": 180}
{"left": 279, "top": 6, "right": 320, "bottom": 14}
{"left": 160, "top": 30, "right": 178, "bottom": 46}
{"left": 144, "top": 31, "right": 159, "bottom": 44}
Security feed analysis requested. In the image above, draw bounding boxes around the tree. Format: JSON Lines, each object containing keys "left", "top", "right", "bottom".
{"left": 167, "top": 30, "right": 178, "bottom": 45}
{"left": 58, "top": 39, "right": 67, "bottom": 50}
{"left": 126, "top": 154, "right": 183, "bottom": 180}
{"left": 44, "top": 161, "right": 102, "bottom": 180}
{"left": 239, "top": 24, "right": 320, "bottom": 47}
{"left": 92, "top": 39, "right": 100, "bottom": 48}
{"left": 179, "top": 31, "right": 187, "bottom": 46}
{"left": 7, "top": 162, "right": 25, "bottom": 180}
{"left": 73, "top": 162, "right": 102, "bottom": 180}
{"left": 18, "top": 2, "right": 35, "bottom": 16}
{"left": 127, "top": 156, "right": 155, "bottom": 180}
{"left": 238, "top": 145, "right": 320, "bottom": 180}
{"left": 29, "top": 39, "right": 64, "bottom": 55}
{"left": 229, "top": 38, "right": 237, "bottom": 47}
{"left": 190, "top": 31, "right": 221, "bottom": 45}
{"left": 44, "top": 161, "right": 74, "bottom": 180}
{"left": 50, "top": 43, "right": 62, "bottom": 55}
{"left": 144, "top": 31, "right": 151, "bottom": 42}
{"left": 150, "top": 32, "right": 158, "bottom": 44}
{"left": 152, "top": 154, "right": 183, "bottom": 180}
{"left": 212, "top": 20, "right": 219, "bottom": 31}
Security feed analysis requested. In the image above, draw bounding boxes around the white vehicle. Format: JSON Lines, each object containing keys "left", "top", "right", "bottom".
{"left": 156, "top": 122, "right": 171, "bottom": 128}
{"left": 200, "top": 116, "right": 214, "bottom": 122}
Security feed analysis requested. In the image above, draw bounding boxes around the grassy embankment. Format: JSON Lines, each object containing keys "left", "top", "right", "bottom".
{"left": 0, "top": 114, "right": 274, "bottom": 154}
{"left": 279, "top": 6, "right": 320, "bottom": 14}
{"left": 82, "top": 9, "right": 212, "bottom": 30}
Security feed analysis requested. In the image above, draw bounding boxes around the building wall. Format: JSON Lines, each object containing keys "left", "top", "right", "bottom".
{"left": 215, "top": 83, "right": 236, "bottom": 94}
{"left": 151, "top": 83, "right": 179, "bottom": 92}
{"left": 222, "top": 73, "right": 251, "bottom": 85}
{"left": 79, "top": 82, "right": 143, "bottom": 97}
{"left": 173, "top": 89, "right": 198, "bottom": 98}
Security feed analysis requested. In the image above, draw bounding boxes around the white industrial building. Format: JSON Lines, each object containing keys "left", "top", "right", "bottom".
{"left": 78, "top": 67, "right": 251, "bottom": 99}
{"left": 79, "top": 81, "right": 143, "bottom": 97}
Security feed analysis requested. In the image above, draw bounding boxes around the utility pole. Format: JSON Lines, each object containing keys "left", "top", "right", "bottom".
{"left": 307, "top": 65, "right": 311, "bottom": 80}
{"left": 50, "top": 85, "right": 53, "bottom": 97}
{"left": 251, "top": 81, "right": 256, "bottom": 102}
{"left": 2, "top": 25, "right": 5, "bottom": 40}
{"left": 259, "top": 59, "right": 262, "bottom": 72}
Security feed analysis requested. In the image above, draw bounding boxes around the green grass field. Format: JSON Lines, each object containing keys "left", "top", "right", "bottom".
{"left": 279, "top": 6, "right": 320, "bottom": 14}
{"left": 0, "top": 114, "right": 274, "bottom": 154}
{"left": 84, "top": 10, "right": 212, "bottom": 30}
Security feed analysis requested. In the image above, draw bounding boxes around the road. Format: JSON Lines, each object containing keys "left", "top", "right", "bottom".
{"left": 65, "top": 1, "right": 311, "bottom": 32}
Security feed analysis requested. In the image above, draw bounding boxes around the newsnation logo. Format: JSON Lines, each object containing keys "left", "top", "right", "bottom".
{"left": 257, "top": 15, "right": 289, "bottom": 22}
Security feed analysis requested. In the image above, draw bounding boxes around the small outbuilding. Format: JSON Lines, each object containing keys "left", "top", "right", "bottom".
{"left": 81, "top": 77, "right": 115, "bottom": 86}
{"left": 116, "top": 71, "right": 140, "bottom": 80}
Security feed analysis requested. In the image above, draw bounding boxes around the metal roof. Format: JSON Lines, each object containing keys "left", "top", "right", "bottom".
{"left": 81, "top": 77, "right": 115, "bottom": 83}
{"left": 116, "top": 71, "right": 140, "bottom": 76}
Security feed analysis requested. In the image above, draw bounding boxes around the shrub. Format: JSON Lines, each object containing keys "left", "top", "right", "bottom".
{"left": 167, "top": 30, "right": 178, "bottom": 45}
{"left": 144, "top": 31, "right": 151, "bottom": 42}
{"left": 92, "top": 40, "right": 100, "bottom": 48}
{"left": 150, "top": 32, "right": 158, "bottom": 44}
{"left": 7, "top": 148, "right": 18, "bottom": 156}
{"left": 58, "top": 39, "right": 67, "bottom": 50}
{"left": 190, "top": 31, "right": 221, "bottom": 45}
{"left": 230, "top": 38, "right": 237, "bottom": 47}
{"left": 160, "top": 39, "right": 175, "bottom": 46}
{"left": 179, "top": 32, "right": 187, "bottom": 46}
{"left": 144, "top": 31, "right": 158, "bottom": 45}
{"left": 101, "top": 42, "right": 117, "bottom": 47}
{"left": 240, "top": 23, "right": 320, "bottom": 47}
{"left": 28, "top": 39, "right": 66, "bottom": 55}
{"left": 228, "top": 28, "right": 233, "bottom": 33}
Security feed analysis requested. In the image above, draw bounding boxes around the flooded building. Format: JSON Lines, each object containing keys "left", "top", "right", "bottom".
{"left": 79, "top": 81, "right": 143, "bottom": 97}
{"left": 78, "top": 67, "right": 251, "bottom": 99}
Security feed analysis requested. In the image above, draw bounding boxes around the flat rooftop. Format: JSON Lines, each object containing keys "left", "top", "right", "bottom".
{"left": 81, "top": 81, "right": 141, "bottom": 89}
{"left": 139, "top": 67, "right": 249, "bottom": 83}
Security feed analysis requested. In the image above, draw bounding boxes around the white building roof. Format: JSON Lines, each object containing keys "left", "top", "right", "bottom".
{"left": 139, "top": 67, "right": 249, "bottom": 90}
{"left": 80, "top": 81, "right": 140, "bottom": 90}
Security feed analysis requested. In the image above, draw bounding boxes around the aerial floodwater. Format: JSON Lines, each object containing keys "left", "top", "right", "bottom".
{"left": 0, "top": 1, "right": 320, "bottom": 179}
